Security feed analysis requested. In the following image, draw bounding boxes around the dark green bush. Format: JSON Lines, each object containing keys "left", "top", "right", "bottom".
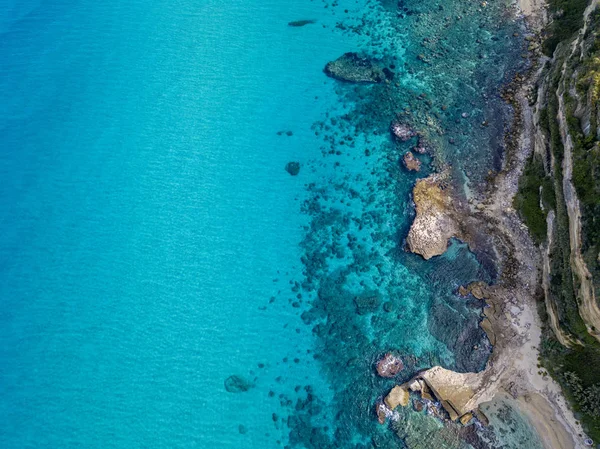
{"left": 543, "top": 0, "right": 590, "bottom": 55}
{"left": 514, "top": 155, "right": 550, "bottom": 244}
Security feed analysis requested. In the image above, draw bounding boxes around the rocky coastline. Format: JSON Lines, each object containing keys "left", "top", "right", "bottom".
{"left": 387, "top": 2, "right": 593, "bottom": 448}
{"left": 281, "top": 0, "right": 599, "bottom": 447}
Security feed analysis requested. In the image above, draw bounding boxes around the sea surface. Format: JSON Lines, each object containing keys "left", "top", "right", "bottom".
{"left": 0, "top": 0, "right": 544, "bottom": 448}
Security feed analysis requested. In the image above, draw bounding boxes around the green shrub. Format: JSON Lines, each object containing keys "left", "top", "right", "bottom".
{"left": 543, "top": 0, "right": 590, "bottom": 55}
{"left": 514, "top": 155, "right": 550, "bottom": 243}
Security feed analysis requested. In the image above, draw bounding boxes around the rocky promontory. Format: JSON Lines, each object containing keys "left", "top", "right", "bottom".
{"left": 406, "top": 174, "right": 458, "bottom": 259}
{"left": 414, "top": 366, "right": 481, "bottom": 421}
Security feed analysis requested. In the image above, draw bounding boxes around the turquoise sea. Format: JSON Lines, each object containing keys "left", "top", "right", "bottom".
{"left": 1, "top": 0, "right": 544, "bottom": 448}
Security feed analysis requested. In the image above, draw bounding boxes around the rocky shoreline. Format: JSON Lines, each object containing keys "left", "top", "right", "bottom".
{"left": 391, "top": 2, "right": 591, "bottom": 448}
{"left": 281, "top": 0, "right": 595, "bottom": 447}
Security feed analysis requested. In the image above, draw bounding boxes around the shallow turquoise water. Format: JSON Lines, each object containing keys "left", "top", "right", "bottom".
{"left": 0, "top": 0, "right": 544, "bottom": 448}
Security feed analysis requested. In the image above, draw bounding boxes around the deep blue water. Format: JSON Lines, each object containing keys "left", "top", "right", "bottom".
{"left": 0, "top": 0, "right": 544, "bottom": 448}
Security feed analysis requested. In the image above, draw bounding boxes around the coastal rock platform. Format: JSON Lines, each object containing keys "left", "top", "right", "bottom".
{"left": 406, "top": 174, "right": 459, "bottom": 259}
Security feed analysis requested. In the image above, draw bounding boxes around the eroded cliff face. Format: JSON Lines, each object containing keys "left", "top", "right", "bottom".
{"left": 525, "top": 1, "right": 600, "bottom": 441}
{"left": 534, "top": 0, "right": 600, "bottom": 344}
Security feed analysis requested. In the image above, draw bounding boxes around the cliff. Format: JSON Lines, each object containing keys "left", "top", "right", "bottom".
{"left": 515, "top": 0, "right": 600, "bottom": 441}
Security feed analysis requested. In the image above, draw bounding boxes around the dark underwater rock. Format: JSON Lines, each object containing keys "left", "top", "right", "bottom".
{"left": 288, "top": 19, "right": 316, "bottom": 27}
{"left": 413, "top": 399, "right": 425, "bottom": 412}
{"left": 353, "top": 291, "right": 381, "bottom": 315}
{"left": 224, "top": 375, "right": 254, "bottom": 393}
{"left": 285, "top": 161, "right": 301, "bottom": 176}
{"left": 428, "top": 301, "right": 491, "bottom": 372}
{"left": 324, "top": 52, "right": 391, "bottom": 83}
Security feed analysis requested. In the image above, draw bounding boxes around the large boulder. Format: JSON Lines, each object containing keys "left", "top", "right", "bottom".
{"left": 413, "top": 136, "right": 430, "bottom": 154}
{"left": 376, "top": 353, "right": 404, "bottom": 377}
{"left": 375, "top": 401, "right": 389, "bottom": 424}
{"left": 419, "top": 366, "right": 481, "bottom": 421}
{"left": 384, "top": 385, "right": 410, "bottom": 409}
{"left": 390, "top": 121, "right": 417, "bottom": 141}
{"left": 403, "top": 151, "right": 421, "bottom": 172}
{"left": 324, "top": 52, "right": 391, "bottom": 83}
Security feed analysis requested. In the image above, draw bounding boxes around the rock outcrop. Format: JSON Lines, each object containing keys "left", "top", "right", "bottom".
{"left": 403, "top": 151, "right": 421, "bottom": 171}
{"left": 324, "top": 53, "right": 391, "bottom": 83}
{"left": 384, "top": 385, "right": 410, "bottom": 409}
{"left": 376, "top": 353, "right": 404, "bottom": 377}
{"left": 390, "top": 121, "right": 417, "bottom": 141}
{"left": 408, "top": 366, "right": 481, "bottom": 422}
{"left": 420, "top": 367, "right": 480, "bottom": 420}
{"left": 406, "top": 174, "right": 458, "bottom": 259}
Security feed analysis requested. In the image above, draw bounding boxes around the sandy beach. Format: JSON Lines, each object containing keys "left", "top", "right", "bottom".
{"left": 517, "top": 392, "right": 580, "bottom": 449}
{"left": 518, "top": 0, "right": 545, "bottom": 16}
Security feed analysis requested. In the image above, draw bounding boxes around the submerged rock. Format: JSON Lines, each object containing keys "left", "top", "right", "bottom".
{"left": 376, "top": 353, "right": 404, "bottom": 377}
{"left": 406, "top": 174, "right": 458, "bottom": 259}
{"left": 324, "top": 52, "right": 390, "bottom": 83}
{"left": 285, "top": 161, "right": 301, "bottom": 176}
{"left": 413, "top": 136, "right": 430, "bottom": 154}
{"left": 413, "top": 399, "right": 425, "bottom": 412}
{"left": 384, "top": 385, "right": 410, "bottom": 409}
{"left": 224, "top": 375, "right": 254, "bottom": 393}
{"left": 353, "top": 291, "right": 381, "bottom": 315}
{"left": 403, "top": 151, "right": 421, "bottom": 172}
{"left": 288, "top": 19, "right": 316, "bottom": 27}
{"left": 390, "top": 121, "right": 417, "bottom": 141}
{"left": 428, "top": 300, "right": 491, "bottom": 372}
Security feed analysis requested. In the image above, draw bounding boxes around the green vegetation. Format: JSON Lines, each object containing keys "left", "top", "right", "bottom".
{"left": 543, "top": 65, "right": 585, "bottom": 338}
{"left": 543, "top": 0, "right": 589, "bottom": 55}
{"left": 540, "top": 333, "right": 600, "bottom": 442}
{"left": 514, "top": 154, "right": 554, "bottom": 244}
{"left": 562, "top": 372, "right": 600, "bottom": 417}
{"left": 569, "top": 26, "right": 600, "bottom": 297}
{"left": 511, "top": 3, "right": 600, "bottom": 438}
{"left": 532, "top": 34, "right": 600, "bottom": 440}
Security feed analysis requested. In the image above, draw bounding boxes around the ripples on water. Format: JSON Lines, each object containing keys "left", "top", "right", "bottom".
{"left": 0, "top": 0, "right": 543, "bottom": 448}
